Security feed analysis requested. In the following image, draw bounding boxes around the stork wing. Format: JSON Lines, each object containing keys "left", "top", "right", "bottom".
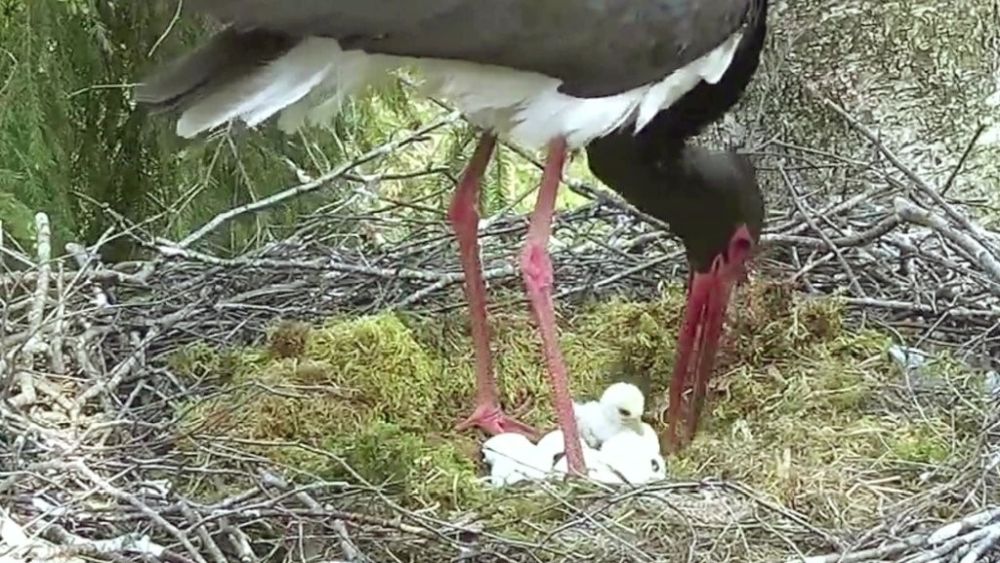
{"left": 184, "top": 0, "right": 756, "bottom": 98}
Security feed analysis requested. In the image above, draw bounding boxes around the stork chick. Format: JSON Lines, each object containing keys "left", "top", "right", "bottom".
{"left": 574, "top": 382, "right": 646, "bottom": 448}
{"left": 536, "top": 429, "right": 589, "bottom": 469}
{"left": 635, "top": 422, "right": 661, "bottom": 453}
{"left": 599, "top": 430, "right": 668, "bottom": 485}
{"left": 552, "top": 444, "right": 618, "bottom": 483}
{"left": 482, "top": 433, "right": 551, "bottom": 487}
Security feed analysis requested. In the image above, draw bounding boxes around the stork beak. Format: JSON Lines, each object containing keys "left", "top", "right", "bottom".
{"left": 624, "top": 417, "right": 644, "bottom": 434}
{"left": 664, "top": 225, "right": 754, "bottom": 452}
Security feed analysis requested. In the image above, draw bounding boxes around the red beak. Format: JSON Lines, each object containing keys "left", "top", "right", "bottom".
{"left": 664, "top": 225, "right": 754, "bottom": 452}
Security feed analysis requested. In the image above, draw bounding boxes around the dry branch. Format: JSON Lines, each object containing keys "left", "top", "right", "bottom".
{"left": 178, "top": 112, "right": 461, "bottom": 249}
{"left": 893, "top": 197, "right": 1000, "bottom": 288}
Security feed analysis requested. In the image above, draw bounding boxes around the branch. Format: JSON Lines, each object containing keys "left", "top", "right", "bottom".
{"left": 178, "top": 111, "right": 461, "bottom": 249}
{"left": 780, "top": 166, "right": 867, "bottom": 298}
{"left": 808, "top": 86, "right": 1000, "bottom": 259}
{"left": 26, "top": 212, "right": 52, "bottom": 348}
{"left": 893, "top": 197, "right": 1000, "bottom": 287}
{"left": 71, "top": 307, "right": 192, "bottom": 413}
{"left": 68, "top": 460, "right": 208, "bottom": 563}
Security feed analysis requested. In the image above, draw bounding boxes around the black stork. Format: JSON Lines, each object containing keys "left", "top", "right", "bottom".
{"left": 136, "top": 0, "right": 769, "bottom": 475}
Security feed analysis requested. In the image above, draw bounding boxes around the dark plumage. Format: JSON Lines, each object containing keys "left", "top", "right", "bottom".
{"left": 139, "top": 0, "right": 754, "bottom": 106}
{"left": 587, "top": 0, "right": 766, "bottom": 272}
{"left": 586, "top": 0, "right": 768, "bottom": 447}
{"left": 587, "top": 146, "right": 763, "bottom": 273}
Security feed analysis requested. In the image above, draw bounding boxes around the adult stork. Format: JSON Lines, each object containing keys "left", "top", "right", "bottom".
{"left": 136, "top": 0, "right": 769, "bottom": 474}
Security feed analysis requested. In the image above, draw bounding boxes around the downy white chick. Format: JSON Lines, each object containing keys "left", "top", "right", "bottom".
{"left": 536, "top": 429, "right": 589, "bottom": 469}
{"left": 481, "top": 433, "right": 551, "bottom": 487}
{"left": 574, "top": 382, "right": 646, "bottom": 448}
{"left": 635, "top": 422, "right": 661, "bottom": 453}
{"left": 551, "top": 443, "right": 619, "bottom": 482}
{"left": 598, "top": 430, "right": 667, "bottom": 485}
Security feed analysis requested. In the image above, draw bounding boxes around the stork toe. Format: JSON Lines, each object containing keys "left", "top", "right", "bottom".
{"left": 455, "top": 403, "right": 538, "bottom": 440}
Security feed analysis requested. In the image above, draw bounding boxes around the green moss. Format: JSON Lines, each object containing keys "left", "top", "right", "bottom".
{"left": 888, "top": 424, "right": 951, "bottom": 464}
{"left": 266, "top": 320, "right": 312, "bottom": 359}
{"left": 306, "top": 315, "right": 447, "bottom": 422}
{"left": 171, "top": 279, "right": 984, "bottom": 534}
{"left": 167, "top": 341, "right": 238, "bottom": 382}
{"left": 325, "top": 421, "right": 485, "bottom": 505}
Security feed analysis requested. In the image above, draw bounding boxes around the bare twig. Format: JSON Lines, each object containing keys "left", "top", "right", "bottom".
{"left": 780, "top": 166, "right": 867, "bottom": 298}
{"left": 179, "top": 112, "right": 461, "bottom": 248}
{"left": 894, "top": 197, "right": 1000, "bottom": 287}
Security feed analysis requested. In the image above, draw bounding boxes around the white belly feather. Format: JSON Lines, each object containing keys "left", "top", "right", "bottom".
{"left": 175, "top": 31, "right": 744, "bottom": 150}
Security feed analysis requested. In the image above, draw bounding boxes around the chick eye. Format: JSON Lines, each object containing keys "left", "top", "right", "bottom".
{"left": 618, "top": 408, "right": 630, "bottom": 417}
{"left": 651, "top": 459, "right": 661, "bottom": 472}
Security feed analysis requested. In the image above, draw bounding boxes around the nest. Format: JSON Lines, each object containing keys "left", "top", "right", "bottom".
{"left": 2, "top": 92, "right": 1000, "bottom": 562}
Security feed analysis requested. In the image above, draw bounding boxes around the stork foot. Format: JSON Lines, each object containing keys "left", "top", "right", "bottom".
{"left": 456, "top": 403, "right": 537, "bottom": 439}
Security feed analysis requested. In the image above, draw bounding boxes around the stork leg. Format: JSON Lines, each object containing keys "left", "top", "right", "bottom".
{"left": 520, "top": 138, "right": 586, "bottom": 475}
{"left": 452, "top": 133, "right": 536, "bottom": 438}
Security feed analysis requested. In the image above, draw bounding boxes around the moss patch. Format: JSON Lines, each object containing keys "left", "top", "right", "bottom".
{"left": 172, "top": 279, "right": 985, "bottom": 538}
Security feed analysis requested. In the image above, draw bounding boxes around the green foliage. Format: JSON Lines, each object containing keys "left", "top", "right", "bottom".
{"left": 324, "top": 421, "right": 484, "bottom": 506}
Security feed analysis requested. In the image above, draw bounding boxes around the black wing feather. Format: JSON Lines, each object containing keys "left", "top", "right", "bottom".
{"left": 182, "top": 0, "right": 753, "bottom": 97}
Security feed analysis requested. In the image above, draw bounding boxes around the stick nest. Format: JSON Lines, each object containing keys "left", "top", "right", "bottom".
{"left": 2, "top": 95, "right": 999, "bottom": 562}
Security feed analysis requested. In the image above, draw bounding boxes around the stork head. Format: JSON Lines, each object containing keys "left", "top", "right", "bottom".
{"left": 661, "top": 148, "right": 763, "bottom": 450}
{"left": 586, "top": 140, "right": 765, "bottom": 452}
{"left": 599, "top": 382, "right": 646, "bottom": 434}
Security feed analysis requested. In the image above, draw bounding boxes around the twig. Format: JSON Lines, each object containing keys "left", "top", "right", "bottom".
{"left": 905, "top": 525, "right": 1000, "bottom": 563}
{"left": 780, "top": 166, "right": 867, "bottom": 298}
{"left": 809, "top": 87, "right": 1000, "bottom": 259}
{"left": 155, "top": 242, "right": 480, "bottom": 284}
{"left": 941, "top": 124, "right": 987, "bottom": 197}
{"left": 927, "top": 506, "right": 1000, "bottom": 544}
{"left": 180, "top": 501, "right": 228, "bottom": 563}
{"left": 792, "top": 532, "right": 925, "bottom": 563}
{"left": 68, "top": 460, "right": 208, "bottom": 563}
{"left": 893, "top": 197, "right": 1000, "bottom": 287}
{"left": 218, "top": 517, "right": 255, "bottom": 563}
{"left": 50, "top": 262, "right": 66, "bottom": 375}
{"left": 71, "top": 307, "right": 192, "bottom": 413}
{"left": 179, "top": 112, "right": 461, "bottom": 248}
{"left": 333, "top": 519, "right": 364, "bottom": 562}
{"left": 838, "top": 297, "right": 999, "bottom": 319}
{"left": 26, "top": 212, "right": 52, "bottom": 350}
{"left": 11, "top": 212, "right": 52, "bottom": 407}
{"left": 959, "top": 522, "right": 1000, "bottom": 563}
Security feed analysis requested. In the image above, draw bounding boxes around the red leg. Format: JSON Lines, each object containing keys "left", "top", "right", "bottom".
{"left": 451, "top": 133, "right": 536, "bottom": 438}
{"left": 519, "top": 138, "right": 586, "bottom": 475}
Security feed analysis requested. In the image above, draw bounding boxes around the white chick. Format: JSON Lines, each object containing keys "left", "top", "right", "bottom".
{"left": 573, "top": 382, "right": 646, "bottom": 448}
{"left": 535, "top": 429, "right": 590, "bottom": 469}
{"left": 481, "top": 433, "right": 551, "bottom": 487}
{"left": 635, "top": 422, "right": 662, "bottom": 453}
{"left": 598, "top": 430, "right": 667, "bottom": 485}
{"left": 551, "top": 443, "right": 621, "bottom": 483}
